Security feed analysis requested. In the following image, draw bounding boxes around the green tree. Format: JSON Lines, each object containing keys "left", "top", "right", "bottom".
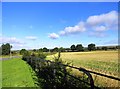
{"left": 20, "top": 49, "right": 27, "bottom": 55}
{"left": 59, "top": 47, "right": 65, "bottom": 52}
{"left": 43, "top": 47, "right": 49, "bottom": 52}
{"left": 2, "top": 43, "right": 12, "bottom": 55}
{"left": 96, "top": 47, "right": 101, "bottom": 50}
{"left": 102, "top": 47, "right": 108, "bottom": 51}
{"left": 70, "top": 44, "right": 76, "bottom": 52}
{"left": 76, "top": 44, "right": 84, "bottom": 51}
{"left": 0, "top": 46, "right": 2, "bottom": 55}
{"left": 53, "top": 47, "right": 59, "bottom": 52}
{"left": 33, "top": 49, "right": 36, "bottom": 52}
{"left": 39, "top": 48, "right": 43, "bottom": 52}
{"left": 88, "top": 43, "right": 96, "bottom": 51}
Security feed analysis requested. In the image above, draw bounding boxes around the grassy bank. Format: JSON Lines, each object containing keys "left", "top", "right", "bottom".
{"left": 2, "top": 58, "right": 36, "bottom": 87}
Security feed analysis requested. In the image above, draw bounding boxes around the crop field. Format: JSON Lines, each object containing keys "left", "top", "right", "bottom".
{"left": 47, "top": 50, "right": 119, "bottom": 87}
{"left": 2, "top": 58, "right": 37, "bottom": 87}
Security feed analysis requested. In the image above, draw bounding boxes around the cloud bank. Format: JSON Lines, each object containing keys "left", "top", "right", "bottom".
{"left": 0, "top": 37, "right": 25, "bottom": 44}
{"left": 48, "top": 10, "right": 118, "bottom": 39}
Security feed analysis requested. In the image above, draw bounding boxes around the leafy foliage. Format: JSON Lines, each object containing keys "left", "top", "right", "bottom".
{"left": 1, "top": 43, "right": 12, "bottom": 55}
{"left": 22, "top": 52, "right": 91, "bottom": 89}
{"left": 70, "top": 44, "right": 76, "bottom": 52}
{"left": 88, "top": 43, "right": 96, "bottom": 51}
{"left": 43, "top": 47, "right": 49, "bottom": 52}
{"left": 76, "top": 44, "right": 84, "bottom": 52}
{"left": 20, "top": 49, "right": 28, "bottom": 55}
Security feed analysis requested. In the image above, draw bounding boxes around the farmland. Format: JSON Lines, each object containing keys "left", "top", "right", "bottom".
{"left": 1, "top": 50, "right": 119, "bottom": 88}
{"left": 47, "top": 50, "right": 119, "bottom": 87}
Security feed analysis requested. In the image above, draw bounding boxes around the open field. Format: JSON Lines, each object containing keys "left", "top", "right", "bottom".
{"left": 2, "top": 58, "right": 37, "bottom": 87}
{"left": 47, "top": 50, "right": 119, "bottom": 87}
{"left": 47, "top": 51, "right": 118, "bottom": 75}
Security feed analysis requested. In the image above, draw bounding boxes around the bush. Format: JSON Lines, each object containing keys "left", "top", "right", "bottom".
{"left": 38, "top": 53, "right": 46, "bottom": 59}
{"left": 22, "top": 52, "right": 91, "bottom": 89}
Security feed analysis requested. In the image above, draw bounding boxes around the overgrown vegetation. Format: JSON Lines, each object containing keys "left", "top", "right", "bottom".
{"left": 22, "top": 52, "right": 93, "bottom": 89}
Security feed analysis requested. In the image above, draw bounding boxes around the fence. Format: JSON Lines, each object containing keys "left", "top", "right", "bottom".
{"left": 22, "top": 55, "right": 120, "bottom": 89}
{"left": 44, "top": 60, "right": 120, "bottom": 89}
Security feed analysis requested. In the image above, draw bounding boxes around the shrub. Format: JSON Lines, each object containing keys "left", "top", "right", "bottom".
{"left": 22, "top": 51, "right": 91, "bottom": 89}
{"left": 38, "top": 53, "right": 46, "bottom": 59}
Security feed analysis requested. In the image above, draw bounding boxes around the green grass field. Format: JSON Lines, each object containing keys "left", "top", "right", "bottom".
{"left": 2, "top": 58, "right": 37, "bottom": 87}
{"left": 47, "top": 50, "right": 119, "bottom": 87}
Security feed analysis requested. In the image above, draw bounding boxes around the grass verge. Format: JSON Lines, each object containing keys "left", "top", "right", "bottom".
{"left": 2, "top": 58, "right": 36, "bottom": 87}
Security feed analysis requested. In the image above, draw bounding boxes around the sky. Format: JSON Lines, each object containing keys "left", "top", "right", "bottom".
{"left": 2, "top": 0, "right": 120, "bottom": 2}
{"left": 1, "top": 2, "right": 118, "bottom": 50}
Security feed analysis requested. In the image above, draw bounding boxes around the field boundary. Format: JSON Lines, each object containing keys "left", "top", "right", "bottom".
{"left": 45, "top": 59, "right": 120, "bottom": 89}
{"left": 22, "top": 53, "right": 120, "bottom": 89}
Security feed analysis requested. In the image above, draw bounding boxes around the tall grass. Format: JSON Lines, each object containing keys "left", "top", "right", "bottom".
{"left": 47, "top": 50, "right": 119, "bottom": 87}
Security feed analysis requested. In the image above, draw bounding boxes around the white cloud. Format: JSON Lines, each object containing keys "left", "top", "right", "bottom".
{"left": 48, "top": 10, "right": 118, "bottom": 38}
{"left": 86, "top": 11, "right": 118, "bottom": 31}
{"left": 48, "top": 33, "right": 59, "bottom": 39}
{"left": 94, "top": 26, "right": 107, "bottom": 32}
{"left": 89, "top": 32, "right": 106, "bottom": 37}
{"left": 0, "top": 36, "right": 30, "bottom": 50}
{"left": 59, "top": 21, "right": 86, "bottom": 35}
{"left": 25, "top": 36, "right": 37, "bottom": 40}
{"left": 0, "top": 37, "right": 25, "bottom": 44}
{"left": 11, "top": 44, "right": 29, "bottom": 50}
{"left": 59, "top": 31, "right": 66, "bottom": 35}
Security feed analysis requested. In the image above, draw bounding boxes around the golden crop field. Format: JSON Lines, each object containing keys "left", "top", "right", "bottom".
{"left": 47, "top": 50, "right": 119, "bottom": 87}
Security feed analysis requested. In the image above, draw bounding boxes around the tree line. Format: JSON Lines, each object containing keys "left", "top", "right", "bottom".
{"left": 0, "top": 43, "right": 119, "bottom": 55}
{"left": 19, "top": 43, "right": 119, "bottom": 55}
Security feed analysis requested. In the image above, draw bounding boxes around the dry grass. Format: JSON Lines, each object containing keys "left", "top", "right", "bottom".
{"left": 47, "top": 50, "right": 119, "bottom": 87}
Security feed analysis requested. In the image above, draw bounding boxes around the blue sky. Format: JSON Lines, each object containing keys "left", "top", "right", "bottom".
{"left": 1, "top": 2, "right": 118, "bottom": 50}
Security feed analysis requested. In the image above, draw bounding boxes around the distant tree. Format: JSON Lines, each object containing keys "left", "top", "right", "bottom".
{"left": 0, "top": 47, "right": 2, "bottom": 55}
{"left": 43, "top": 47, "right": 49, "bottom": 52}
{"left": 96, "top": 47, "right": 101, "bottom": 50}
{"left": 20, "top": 49, "right": 27, "bottom": 55}
{"left": 53, "top": 47, "right": 59, "bottom": 52}
{"left": 1, "top": 43, "right": 12, "bottom": 55}
{"left": 70, "top": 44, "right": 76, "bottom": 52}
{"left": 59, "top": 47, "right": 65, "bottom": 52}
{"left": 102, "top": 47, "right": 108, "bottom": 51}
{"left": 76, "top": 44, "right": 84, "bottom": 51}
{"left": 64, "top": 48, "right": 71, "bottom": 52}
{"left": 33, "top": 49, "right": 36, "bottom": 52}
{"left": 116, "top": 46, "right": 118, "bottom": 49}
{"left": 11, "top": 51, "right": 17, "bottom": 55}
{"left": 88, "top": 43, "right": 96, "bottom": 51}
{"left": 39, "top": 48, "right": 43, "bottom": 52}
{"left": 108, "top": 47, "right": 116, "bottom": 50}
